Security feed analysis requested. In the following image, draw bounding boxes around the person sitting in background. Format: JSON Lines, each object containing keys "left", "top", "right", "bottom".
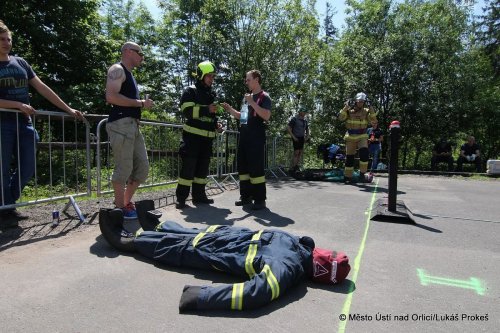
{"left": 431, "top": 138, "right": 454, "bottom": 171}
{"left": 456, "top": 136, "right": 482, "bottom": 172}
{"left": 317, "top": 143, "right": 345, "bottom": 169}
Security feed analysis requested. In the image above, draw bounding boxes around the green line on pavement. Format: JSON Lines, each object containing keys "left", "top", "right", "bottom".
{"left": 338, "top": 179, "right": 379, "bottom": 333}
{"left": 417, "top": 268, "right": 486, "bottom": 296}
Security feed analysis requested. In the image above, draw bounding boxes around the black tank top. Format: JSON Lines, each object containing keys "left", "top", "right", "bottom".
{"left": 108, "top": 63, "right": 141, "bottom": 122}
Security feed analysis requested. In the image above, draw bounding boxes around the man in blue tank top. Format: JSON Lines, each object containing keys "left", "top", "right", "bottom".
{"left": 0, "top": 20, "right": 85, "bottom": 228}
{"left": 105, "top": 42, "right": 154, "bottom": 219}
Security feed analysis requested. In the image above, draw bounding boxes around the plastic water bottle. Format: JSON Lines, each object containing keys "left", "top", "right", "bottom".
{"left": 240, "top": 101, "right": 248, "bottom": 125}
{"left": 51, "top": 209, "right": 60, "bottom": 227}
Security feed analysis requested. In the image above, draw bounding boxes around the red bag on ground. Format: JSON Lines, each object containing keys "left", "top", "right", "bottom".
{"left": 312, "top": 248, "right": 351, "bottom": 284}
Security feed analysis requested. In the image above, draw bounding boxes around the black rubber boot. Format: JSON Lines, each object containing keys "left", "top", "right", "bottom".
{"left": 135, "top": 200, "right": 162, "bottom": 231}
{"left": 175, "top": 200, "right": 187, "bottom": 209}
{"left": 99, "top": 208, "right": 136, "bottom": 253}
{"left": 251, "top": 201, "right": 266, "bottom": 210}
{"left": 235, "top": 197, "right": 253, "bottom": 206}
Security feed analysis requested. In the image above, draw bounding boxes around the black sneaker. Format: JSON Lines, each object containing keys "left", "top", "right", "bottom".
{"left": 235, "top": 198, "right": 252, "bottom": 206}
{"left": 251, "top": 201, "right": 266, "bottom": 210}
{"left": 192, "top": 197, "right": 214, "bottom": 205}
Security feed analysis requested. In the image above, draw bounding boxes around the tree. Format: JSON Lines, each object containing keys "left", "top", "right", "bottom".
{"left": 3, "top": 0, "right": 114, "bottom": 111}
{"left": 158, "top": 0, "right": 322, "bottom": 133}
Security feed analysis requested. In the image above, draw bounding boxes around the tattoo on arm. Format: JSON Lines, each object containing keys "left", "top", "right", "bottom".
{"left": 108, "top": 67, "right": 124, "bottom": 81}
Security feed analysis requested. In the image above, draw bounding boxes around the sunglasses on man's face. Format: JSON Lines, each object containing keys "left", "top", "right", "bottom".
{"left": 129, "top": 49, "right": 144, "bottom": 57}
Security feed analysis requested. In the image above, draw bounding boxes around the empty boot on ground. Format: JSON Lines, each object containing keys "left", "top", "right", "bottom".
{"left": 135, "top": 200, "right": 162, "bottom": 231}
{"left": 99, "top": 208, "right": 136, "bottom": 253}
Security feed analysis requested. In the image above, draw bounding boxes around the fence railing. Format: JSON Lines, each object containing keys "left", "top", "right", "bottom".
{"left": 1, "top": 109, "right": 294, "bottom": 213}
{"left": 1, "top": 108, "right": 91, "bottom": 211}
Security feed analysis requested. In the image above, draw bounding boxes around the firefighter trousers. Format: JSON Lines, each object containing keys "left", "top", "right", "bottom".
{"left": 176, "top": 132, "right": 213, "bottom": 202}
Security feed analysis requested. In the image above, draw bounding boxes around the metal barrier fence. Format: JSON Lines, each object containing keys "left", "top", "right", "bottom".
{"left": 214, "top": 129, "right": 239, "bottom": 188}
{"left": 1, "top": 109, "right": 294, "bottom": 212}
{"left": 95, "top": 118, "right": 185, "bottom": 196}
{"left": 0, "top": 109, "right": 91, "bottom": 211}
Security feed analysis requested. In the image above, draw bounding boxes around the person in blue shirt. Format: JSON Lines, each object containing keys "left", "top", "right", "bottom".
{"left": 0, "top": 20, "right": 84, "bottom": 228}
{"left": 366, "top": 120, "right": 383, "bottom": 172}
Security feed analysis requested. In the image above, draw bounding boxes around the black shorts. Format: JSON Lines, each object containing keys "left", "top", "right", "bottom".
{"left": 293, "top": 137, "right": 305, "bottom": 150}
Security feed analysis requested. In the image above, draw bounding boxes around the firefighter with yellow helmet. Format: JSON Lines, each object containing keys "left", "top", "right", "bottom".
{"left": 175, "top": 61, "right": 220, "bottom": 208}
{"left": 338, "top": 92, "right": 377, "bottom": 182}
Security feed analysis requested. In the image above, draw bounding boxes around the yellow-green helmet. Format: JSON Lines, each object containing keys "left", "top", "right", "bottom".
{"left": 196, "top": 61, "right": 216, "bottom": 80}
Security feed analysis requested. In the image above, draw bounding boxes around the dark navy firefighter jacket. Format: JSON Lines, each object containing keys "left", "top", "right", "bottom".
{"left": 134, "top": 221, "right": 314, "bottom": 312}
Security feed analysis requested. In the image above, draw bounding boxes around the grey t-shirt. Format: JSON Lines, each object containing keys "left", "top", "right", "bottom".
{"left": 288, "top": 116, "right": 308, "bottom": 137}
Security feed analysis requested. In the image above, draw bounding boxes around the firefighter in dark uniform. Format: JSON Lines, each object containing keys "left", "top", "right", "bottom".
{"left": 98, "top": 203, "right": 351, "bottom": 312}
{"left": 175, "top": 61, "right": 219, "bottom": 209}
{"left": 222, "top": 70, "right": 272, "bottom": 210}
{"left": 338, "top": 92, "right": 377, "bottom": 183}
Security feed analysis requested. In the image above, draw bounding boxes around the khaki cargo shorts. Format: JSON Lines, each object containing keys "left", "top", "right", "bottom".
{"left": 106, "top": 117, "right": 149, "bottom": 184}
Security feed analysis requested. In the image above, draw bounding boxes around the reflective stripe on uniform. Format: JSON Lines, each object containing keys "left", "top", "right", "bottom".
{"left": 198, "top": 116, "right": 214, "bottom": 123}
{"left": 262, "top": 264, "right": 280, "bottom": 300}
{"left": 245, "top": 230, "right": 263, "bottom": 277}
{"left": 231, "top": 283, "right": 244, "bottom": 310}
{"left": 178, "top": 177, "right": 193, "bottom": 186}
{"left": 239, "top": 174, "right": 250, "bottom": 181}
{"left": 181, "top": 102, "right": 196, "bottom": 112}
{"left": 345, "top": 133, "right": 368, "bottom": 140}
{"left": 193, "top": 177, "right": 208, "bottom": 184}
{"left": 193, "top": 105, "right": 200, "bottom": 119}
{"left": 192, "top": 225, "right": 219, "bottom": 247}
{"left": 347, "top": 119, "right": 368, "bottom": 126}
{"left": 183, "top": 124, "right": 216, "bottom": 138}
{"left": 250, "top": 176, "right": 265, "bottom": 184}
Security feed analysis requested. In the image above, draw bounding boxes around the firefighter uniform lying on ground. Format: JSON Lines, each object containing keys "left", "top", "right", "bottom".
{"left": 338, "top": 92, "right": 377, "bottom": 182}
{"left": 98, "top": 201, "right": 351, "bottom": 312}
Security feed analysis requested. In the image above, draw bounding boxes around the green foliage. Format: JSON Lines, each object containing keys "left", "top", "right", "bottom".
{"left": 2, "top": 0, "right": 498, "bottom": 173}
{"left": 3, "top": 0, "right": 115, "bottom": 112}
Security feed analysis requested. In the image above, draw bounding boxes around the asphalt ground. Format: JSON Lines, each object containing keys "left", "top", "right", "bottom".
{"left": 0, "top": 174, "right": 498, "bottom": 333}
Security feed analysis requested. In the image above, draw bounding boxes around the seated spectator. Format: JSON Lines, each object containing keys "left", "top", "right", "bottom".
{"left": 317, "top": 143, "right": 345, "bottom": 169}
{"left": 431, "top": 138, "right": 454, "bottom": 171}
{"left": 456, "top": 136, "right": 482, "bottom": 172}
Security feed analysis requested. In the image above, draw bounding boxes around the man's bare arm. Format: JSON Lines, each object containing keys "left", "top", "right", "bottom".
{"left": 105, "top": 64, "right": 142, "bottom": 107}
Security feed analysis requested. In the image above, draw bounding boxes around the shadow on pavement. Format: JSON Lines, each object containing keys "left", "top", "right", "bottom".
{"left": 177, "top": 203, "right": 296, "bottom": 228}
{"left": 0, "top": 214, "right": 93, "bottom": 252}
